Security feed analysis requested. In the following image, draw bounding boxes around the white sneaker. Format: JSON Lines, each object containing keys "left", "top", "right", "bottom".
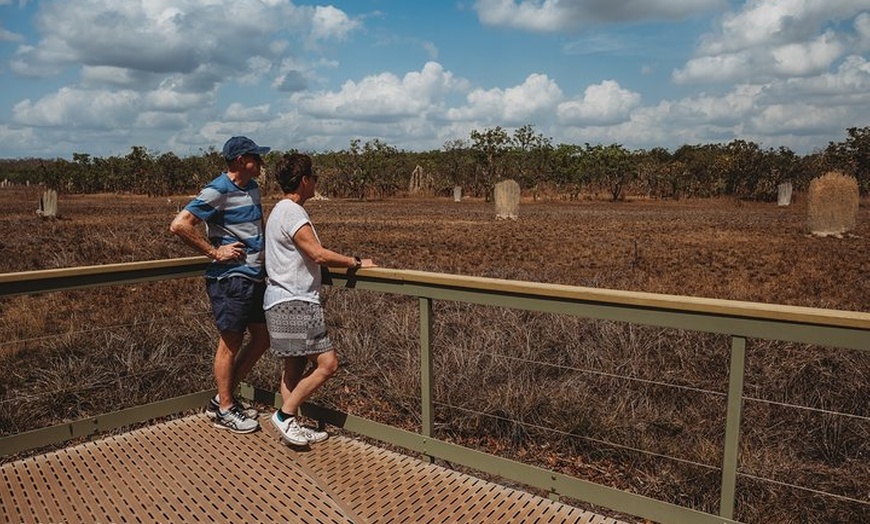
{"left": 299, "top": 424, "right": 329, "bottom": 444}
{"left": 270, "top": 412, "right": 309, "bottom": 446}
{"left": 206, "top": 395, "right": 258, "bottom": 420}
{"left": 214, "top": 405, "right": 259, "bottom": 434}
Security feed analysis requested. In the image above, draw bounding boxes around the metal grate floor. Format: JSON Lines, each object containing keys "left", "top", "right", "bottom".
{"left": 2, "top": 414, "right": 626, "bottom": 523}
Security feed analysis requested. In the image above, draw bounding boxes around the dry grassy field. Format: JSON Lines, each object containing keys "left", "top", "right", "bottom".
{"left": 4, "top": 186, "right": 869, "bottom": 309}
{"left": 1, "top": 186, "right": 868, "bottom": 523}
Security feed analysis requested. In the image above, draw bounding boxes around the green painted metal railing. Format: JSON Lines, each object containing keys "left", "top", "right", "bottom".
{"left": 1, "top": 257, "right": 868, "bottom": 524}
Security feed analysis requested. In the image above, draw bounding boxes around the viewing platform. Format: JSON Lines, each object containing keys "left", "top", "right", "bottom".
{"left": 2, "top": 412, "right": 622, "bottom": 523}
{"left": 2, "top": 258, "right": 868, "bottom": 523}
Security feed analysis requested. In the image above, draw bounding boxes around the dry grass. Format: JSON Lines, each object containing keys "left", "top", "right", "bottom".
{"left": 1, "top": 186, "right": 868, "bottom": 523}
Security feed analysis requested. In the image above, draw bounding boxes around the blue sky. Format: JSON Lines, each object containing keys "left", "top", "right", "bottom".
{"left": 0, "top": 0, "right": 868, "bottom": 159}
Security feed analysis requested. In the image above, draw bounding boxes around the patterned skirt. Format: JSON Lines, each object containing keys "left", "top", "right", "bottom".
{"left": 265, "top": 300, "right": 333, "bottom": 357}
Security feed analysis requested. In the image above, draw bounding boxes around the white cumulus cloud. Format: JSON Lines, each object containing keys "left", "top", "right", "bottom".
{"left": 448, "top": 73, "right": 562, "bottom": 124}
{"left": 557, "top": 80, "right": 641, "bottom": 125}
{"left": 310, "top": 5, "right": 360, "bottom": 42}
{"left": 294, "top": 62, "right": 465, "bottom": 122}
{"left": 13, "top": 87, "right": 140, "bottom": 129}
{"left": 224, "top": 103, "right": 272, "bottom": 122}
{"left": 770, "top": 31, "right": 844, "bottom": 76}
{"left": 676, "top": 0, "right": 869, "bottom": 84}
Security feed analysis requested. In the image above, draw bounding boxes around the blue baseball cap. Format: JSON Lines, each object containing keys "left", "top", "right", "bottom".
{"left": 222, "top": 136, "right": 271, "bottom": 160}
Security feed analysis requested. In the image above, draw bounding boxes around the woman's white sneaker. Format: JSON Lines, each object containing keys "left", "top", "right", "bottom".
{"left": 270, "top": 411, "right": 310, "bottom": 446}
{"left": 300, "top": 425, "right": 328, "bottom": 443}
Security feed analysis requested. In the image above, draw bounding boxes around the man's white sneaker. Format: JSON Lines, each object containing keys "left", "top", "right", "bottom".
{"left": 206, "top": 395, "right": 258, "bottom": 419}
{"left": 213, "top": 405, "right": 259, "bottom": 434}
{"left": 270, "top": 411, "right": 310, "bottom": 446}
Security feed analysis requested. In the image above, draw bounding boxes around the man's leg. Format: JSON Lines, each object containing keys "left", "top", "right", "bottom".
{"left": 212, "top": 329, "right": 259, "bottom": 434}
{"left": 215, "top": 330, "right": 245, "bottom": 412}
{"left": 231, "top": 322, "right": 270, "bottom": 391}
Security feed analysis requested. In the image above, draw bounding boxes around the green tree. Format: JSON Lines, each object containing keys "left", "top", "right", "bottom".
{"left": 673, "top": 144, "right": 723, "bottom": 197}
{"left": 550, "top": 144, "right": 585, "bottom": 199}
{"left": 344, "top": 138, "right": 403, "bottom": 200}
{"left": 762, "top": 147, "right": 801, "bottom": 201}
{"left": 313, "top": 149, "right": 354, "bottom": 198}
{"left": 634, "top": 147, "right": 672, "bottom": 198}
{"left": 470, "top": 126, "right": 511, "bottom": 199}
{"left": 39, "top": 159, "right": 68, "bottom": 192}
{"left": 826, "top": 126, "right": 870, "bottom": 194}
{"left": 124, "top": 146, "right": 154, "bottom": 194}
{"left": 441, "top": 139, "right": 473, "bottom": 192}
{"left": 157, "top": 152, "right": 190, "bottom": 196}
{"left": 92, "top": 156, "right": 124, "bottom": 193}
{"left": 583, "top": 143, "right": 634, "bottom": 201}
{"left": 71, "top": 152, "right": 97, "bottom": 193}
{"left": 511, "top": 124, "right": 553, "bottom": 199}
{"left": 367, "top": 139, "right": 407, "bottom": 199}
{"left": 715, "top": 140, "right": 768, "bottom": 199}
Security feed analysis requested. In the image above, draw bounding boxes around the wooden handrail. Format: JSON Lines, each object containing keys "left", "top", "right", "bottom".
{"left": 2, "top": 258, "right": 868, "bottom": 331}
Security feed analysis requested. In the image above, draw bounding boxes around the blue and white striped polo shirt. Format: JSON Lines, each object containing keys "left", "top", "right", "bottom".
{"left": 184, "top": 172, "right": 265, "bottom": 281}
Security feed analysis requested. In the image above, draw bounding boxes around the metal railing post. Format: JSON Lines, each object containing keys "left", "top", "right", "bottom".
{"left": 720, "top": 336, "right": 746, "bottom": 519}
{"left": 420, "top": 297, "right": 435, "bottom": 462}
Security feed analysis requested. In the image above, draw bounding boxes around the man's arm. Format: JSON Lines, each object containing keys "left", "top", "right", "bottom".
{"left": 170, "top": 210, "right": 245, "bottom": 262}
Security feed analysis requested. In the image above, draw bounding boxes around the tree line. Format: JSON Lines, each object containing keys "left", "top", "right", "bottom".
{"left": 2, "top": 125, "right": 868, "bottom": 200}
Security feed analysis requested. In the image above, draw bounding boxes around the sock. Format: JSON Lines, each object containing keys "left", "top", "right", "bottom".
{"left": 215, "top": 394, "right": 232, "bottom": 413}
{"left": 277, "top": 410, "right": 294, "bottom": 422}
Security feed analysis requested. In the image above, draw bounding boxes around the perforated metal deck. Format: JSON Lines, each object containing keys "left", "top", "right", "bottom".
{"left": 2, "top": 414, "right": 626, "bottom": 523}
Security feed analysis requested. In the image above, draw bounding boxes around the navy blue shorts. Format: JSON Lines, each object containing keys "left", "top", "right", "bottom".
{"left": 205, "top": 277, "right": 266, "bottom": 333}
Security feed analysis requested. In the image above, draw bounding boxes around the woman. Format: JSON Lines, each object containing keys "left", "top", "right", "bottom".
{"left": 264, "top": 152, "right": 376, "bottom": 446}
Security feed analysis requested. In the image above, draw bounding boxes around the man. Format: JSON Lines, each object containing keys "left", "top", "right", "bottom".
{"left": 169, "top": 136, "right": 271, "bottom": 434}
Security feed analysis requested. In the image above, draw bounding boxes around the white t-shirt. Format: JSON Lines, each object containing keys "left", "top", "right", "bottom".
{"left": 263, "top": 199, "right": 321, "bottom": 309}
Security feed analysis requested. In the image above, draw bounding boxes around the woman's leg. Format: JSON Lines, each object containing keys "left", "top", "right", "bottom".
{"left": 280, "top": 350, "right": 338, "bottom": 414}
{"left": 280, "top": 356, "right": 307, "bottom": 414}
